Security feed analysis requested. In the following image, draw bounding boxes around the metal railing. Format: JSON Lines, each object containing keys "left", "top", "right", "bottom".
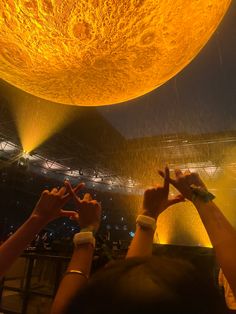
{"left": 0, "top": 252, "right": 70, "bottom": 314}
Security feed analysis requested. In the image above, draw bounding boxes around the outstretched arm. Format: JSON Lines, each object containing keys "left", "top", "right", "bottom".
{"left": 193, "top": 198, "right": 236, "bottom": 297}
{"left": 0, "top": 183, "right": 82, "bottom": 277}
{"left": 51, "top": 242, "right": 94, "bottom": 314}
{"left": 160, "top": 168, "right": 236, "bottom": 296}
{"left": 126, "top": 167, "right": 184, "bottom": 258}
{"left": 51, "top": 183, "right": 101, "bottom": 314}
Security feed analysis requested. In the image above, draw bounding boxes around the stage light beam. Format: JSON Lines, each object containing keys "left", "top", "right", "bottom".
{"left": 8, "top": 88, "right": 77, "bottom": 153}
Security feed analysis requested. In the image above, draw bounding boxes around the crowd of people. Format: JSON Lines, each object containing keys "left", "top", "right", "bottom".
{"left": 0, "top": 167, "right": 235, "bottom": 313}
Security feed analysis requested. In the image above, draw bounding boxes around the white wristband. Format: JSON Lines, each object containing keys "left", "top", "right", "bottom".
{"left": 73, "top": 232, "right": 96, "bottom": 248}
{"left": 136, "top": 215, "right": 156, "bottom": 231}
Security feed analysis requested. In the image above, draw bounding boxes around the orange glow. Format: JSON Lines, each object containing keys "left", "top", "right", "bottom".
{"left": 0, "top": 0, "right": 231, "bottom": 106}
{"left": 7, "top": 89, "right": 76, "bottom": 152}
{"left": 156, "top": 202, "right": 212, "bottom": 247}
{"left": 132, "top": 187, "right": 213, "bottom": 247}
{"left": 155, "top": 157, "right": 236, "bottom": 247}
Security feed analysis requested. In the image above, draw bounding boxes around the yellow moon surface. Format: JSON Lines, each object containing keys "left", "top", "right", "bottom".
{"left": 0, "top": 0, "right": 231, "bottom": 106}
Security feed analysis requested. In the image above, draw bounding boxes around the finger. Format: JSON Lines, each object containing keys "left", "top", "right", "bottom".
{"left": 62, "top": 182, "right": 80, "bottom": 208}
{"left": 42, "top": 190, "right": 50, "bottom": 196}
{"left": 184, "top": 169, "right": 191, "bottom": 175}
{"left": 57, "top": 186, "right": 66, "bottom": 197}
{"left": 62, "top": 182, "right": 84, "bottom": 200}
{"left": 60, "top": 210, "right": 78, "bottom": 218}
{"left": 158, "top": 169, "right": 175, "bottom": 186}
{"left": 175, "top": 169, "right": 183, "bottom": 179}
{"left": 69, "top": 213, "right": 80, "bottom": 222}
{"left": 163, "top": 166, "right": 170, "bottom": 192}
{"left": 64, "top": 180, "right": 73, "bottom": 191}
{"left": 83, "top": 193, "right": 92, "bottom": 201}
{"left": 51, "top": 187, "right": 58, "bottom": 194}
{"left": 63, "top": 181, "right": 77, "bottom": 198}
{"left": 91, "top": 200, "right": 101, "bottom": 209}
{"left": 73, "top": 182, "right": 85, "bottom": 193}
{"left": 63, "top": 180, "right": 73, "bottom": 198}
{"left": 167, "top": 194, "right": 185, "bottom": 207}
{"left": 175, "top": 194, "right": 185, "bottom": 201}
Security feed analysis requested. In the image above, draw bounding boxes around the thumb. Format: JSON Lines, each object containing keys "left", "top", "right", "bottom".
{"left": 69, "top": 212, "right": 80, "bottom": 223}
{"left": 83, "top": 193, "right": 92, "bottom": 201}
{"left": 60, "top": 210, "right": 78, "bottom": 218}
{"left": 72, "top": 182, "right": 85, "bottom": 194}
{"left": 167, "top": 194, "right": 185, "bottom": 207}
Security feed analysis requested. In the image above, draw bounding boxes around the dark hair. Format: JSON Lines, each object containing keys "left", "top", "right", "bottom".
{"left": 74, "top": 256, "right": 226, "bottom": 314}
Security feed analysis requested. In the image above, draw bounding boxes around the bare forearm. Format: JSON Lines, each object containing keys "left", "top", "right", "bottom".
{"left": 0, "top": 215, "right": 47, "bottom": 276}
{"left": 51, "top": 244, "right": 94, "bottom": 314}
{"left": 194, "top": 200, "right": 236, "bottom": 295}
{"left": 126, "top": 226, "right": 154, "bottom": 258}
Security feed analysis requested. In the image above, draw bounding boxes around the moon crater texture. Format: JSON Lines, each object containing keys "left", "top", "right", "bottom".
{"left": 0, "top": 0, "right": 231, "bottom": 106}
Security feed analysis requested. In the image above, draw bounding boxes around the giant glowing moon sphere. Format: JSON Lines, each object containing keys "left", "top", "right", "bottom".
{"left": 0, "top": 0, "right": 231, "bottom": 106}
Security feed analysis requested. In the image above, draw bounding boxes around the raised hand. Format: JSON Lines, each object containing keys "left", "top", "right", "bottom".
{"left": 158, "top": 168, "right": 206, "bottom": 201}
{"left": 142, "top": 167, "right": 184, "bottom": 219}
{"left": 65, "top": 181, "right": 102, "bottom": 233}
{"left": 31, "top": 182, "right": 84, "bottom": 224}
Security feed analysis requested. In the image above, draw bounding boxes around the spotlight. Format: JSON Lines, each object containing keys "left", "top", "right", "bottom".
{"left": 18, "top": 157, "right": 29, "bottom": 169}
{"left": 18, "top": 150, "right": 30, "bottom": 169}
{"left": 22, "top": 150, "right": 30, "bottom": 158}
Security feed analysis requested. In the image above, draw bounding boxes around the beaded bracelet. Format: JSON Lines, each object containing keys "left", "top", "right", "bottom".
{"left": 190, "top": 184, "right": 215, "bottom": 203}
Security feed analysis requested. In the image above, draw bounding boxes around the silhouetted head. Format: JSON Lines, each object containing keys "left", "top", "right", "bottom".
{"left": 74, "top": 256, "right": 226, "bottom": 314}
